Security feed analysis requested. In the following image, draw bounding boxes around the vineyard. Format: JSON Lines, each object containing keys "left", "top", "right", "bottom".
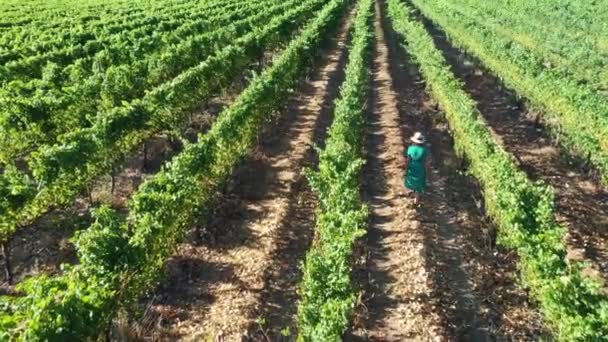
{"left": 0, "top": 0, "right": 606, "bottom": 340}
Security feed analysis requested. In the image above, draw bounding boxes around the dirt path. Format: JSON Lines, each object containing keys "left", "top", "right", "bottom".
{"left": 419, "top": 11, "right": 608, "bottom": 282}
{"left": 350, "top": 2, "right": 444, "bottom": 340}
{"left": 351, "top": 0, "right": 548, "bottom": 340}
{"left": 131, "top": 9, "right": 354, "bottom": 341}
{"left": 384, "top": 7, "right": 551, "bottom": 339}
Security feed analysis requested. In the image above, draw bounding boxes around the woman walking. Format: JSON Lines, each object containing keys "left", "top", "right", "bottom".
{"left": 404, "top": 132, "right": 430, "bottom": 205}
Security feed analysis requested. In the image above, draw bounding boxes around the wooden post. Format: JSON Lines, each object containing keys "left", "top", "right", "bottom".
{"left": 104, "top": 316, "right": 113, "bottom": 342}
{"left": 534, "top": 111, "right": 541, "bottom": 127}
{"left": 142, "top": 142, "right": 148, "bottom": 172}
{"left": 111, "top": 167, "right": 116, "bottom": 195}
{"left": 88, "top": 184, "right": 94, "bottom": 206}
{"left": 195, "top": 226, "right": 202, "bottom": 246}
{"left": 583, "top": 151, "right": 592, "bottom": 172}
{"left": 1, "top": 241, "right": 12, "bottom": 285}
{"left": 168, "top": 134, "right": 176, "bottom": 150}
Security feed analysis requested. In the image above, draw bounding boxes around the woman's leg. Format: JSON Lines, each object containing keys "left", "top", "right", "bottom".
{"left": 402, "top": 180, "right": 412, "bottom": 197}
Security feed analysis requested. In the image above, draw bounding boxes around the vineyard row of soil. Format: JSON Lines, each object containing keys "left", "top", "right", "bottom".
{"left": 1, "top": 0, "right": 607, "bottom": 340}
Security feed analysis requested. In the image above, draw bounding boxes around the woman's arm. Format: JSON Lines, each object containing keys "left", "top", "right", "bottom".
{"left": 403, "top": 146, "right": 411, "bottom": 170}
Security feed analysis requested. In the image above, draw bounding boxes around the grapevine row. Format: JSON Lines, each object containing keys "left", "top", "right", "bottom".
{"left": 0, "top": 0, "right": 327, "bottom": 276}
{"left": 0, "top": 0, "right": 252, "bottom": 80}
{"left": 490, "top": 0, "right": 608, "bottom": 53}
{"left": 297, "top": 0, "right": 373, "bottom": 339}
{"left": 410, "top": 0, "right": 608, "bottom": 186}
{"left": 386, "top": 0, "right": 608, "bottom": 340}
{"left": 0, "top": 0, "right": 349, "bottom": 339}
{"left": 0, "top": 0, "right": 220, "bottom": 52}
{"left": 0, "top": 0, "right": 154, "bottom": 29}
{"left": 434, "top": 0, "right": 608, "bottom": 90}
{"left": 0, "top": 0, "right": 296, "bottom": 162}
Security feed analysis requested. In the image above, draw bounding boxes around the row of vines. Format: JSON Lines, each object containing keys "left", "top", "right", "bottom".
{"left": 0, "top": 0, "right": 292, "bottom": 160}
{"left": 297, "top": 0, "right": 373, "bottom": 339}
{"left": 3, "top": 0, "right": 605, "bottom": 340}
{"left": 426, "top": 0, "right": 608, "bottom": 90}
{"left": 0, "top": 0, "right": 327, "bottom": 278}
{"left": 410, "top": 0, "right": 608, "bottom": 187}
{"left": 0, "top": 0, "right": 351, "bottom": 339}
{"left": 386, "top": 0, "right": 608, "bottom": 340}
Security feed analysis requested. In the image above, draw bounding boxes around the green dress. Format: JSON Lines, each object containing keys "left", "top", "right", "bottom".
{"left": 405, "top": 144, "right": 428, "bottom": 193}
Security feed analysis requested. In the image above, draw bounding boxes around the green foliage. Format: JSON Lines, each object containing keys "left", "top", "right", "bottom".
{"left": 73, "top": 206, "right": 134, "bottom": 273}
{"left": 0, "top": 0, "right": 327, "bottom": 250}
{"left": 297, "top": 0, "right": 373, "bottom": 339}
{"left": 430, "top": 0, "right": 608, "bottom": 91}
{"left": 0, "top": 167, "right": 35, "bottom": 241}
{"left": 386, "top": 0, "right": 608, "bottom": 340}
{"left": 412, "top": 0, "right": 608, "bottom": 186}
{"left": 0, "top": 0, "right": 300, "bottom": 160}
{"left": 0, "top": 0, "right": 349, "bottom": 339}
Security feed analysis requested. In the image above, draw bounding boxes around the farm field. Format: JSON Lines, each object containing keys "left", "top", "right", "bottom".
{"left": 0, "top": 0, "right": 607, "bottom": 340}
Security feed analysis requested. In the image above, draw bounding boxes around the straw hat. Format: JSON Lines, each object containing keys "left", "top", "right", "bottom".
{"left": 410, "top": 132, "right": 426, "bottom": 144}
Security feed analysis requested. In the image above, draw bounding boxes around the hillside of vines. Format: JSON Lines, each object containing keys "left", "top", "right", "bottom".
{"left": 1, "top": 0, "right": 606, "bottom": 340}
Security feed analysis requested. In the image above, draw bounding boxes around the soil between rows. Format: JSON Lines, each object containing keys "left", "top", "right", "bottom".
{"left": 350, "top": 1, "right": 444, "bottom": 340}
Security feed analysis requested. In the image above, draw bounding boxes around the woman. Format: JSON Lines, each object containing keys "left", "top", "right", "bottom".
{"left": 404, "top": 132, "right": 430, "bottom": 205}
